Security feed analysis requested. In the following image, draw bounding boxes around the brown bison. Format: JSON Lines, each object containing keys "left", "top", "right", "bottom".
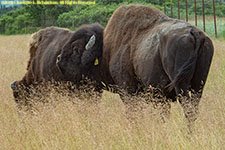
{"left": 11, "top": 23, "right": 104, "bottom": 105}
{"left": 102, "top": 5, "right": 214, "bottom": 124}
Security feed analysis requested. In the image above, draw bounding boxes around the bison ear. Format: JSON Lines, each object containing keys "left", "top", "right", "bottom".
{"left": 85, "top": 35, "right": 96, "bottom": 50}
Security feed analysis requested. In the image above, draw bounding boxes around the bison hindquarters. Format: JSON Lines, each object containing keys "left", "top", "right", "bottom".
{"left": 102, "top": 4, "right": 214, "bottom": 131}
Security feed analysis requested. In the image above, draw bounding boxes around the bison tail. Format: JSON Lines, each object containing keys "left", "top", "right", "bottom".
{"left": 165, "top": 28, "right": 202, "bottom": 92}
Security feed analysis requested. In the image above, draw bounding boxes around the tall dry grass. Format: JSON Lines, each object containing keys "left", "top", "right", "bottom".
{"left": 0, "top": 35, "right": 224, "bottom": 150}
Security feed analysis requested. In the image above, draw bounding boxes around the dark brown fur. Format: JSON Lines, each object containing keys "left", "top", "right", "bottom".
{"left": 102, "top": 4, "right": 214, "bottom": 124}
{"left": 11, "top": 23, "right": 104, "bottom": 104}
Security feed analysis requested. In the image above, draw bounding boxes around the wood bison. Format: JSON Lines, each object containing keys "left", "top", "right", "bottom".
{"left": 11, "top": 23, "right": 104, "bottom": 105}
{"left": 102, "top": 4, "right": 214, "bottom": 125}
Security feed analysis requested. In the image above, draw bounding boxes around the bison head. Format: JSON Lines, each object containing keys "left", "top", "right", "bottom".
{"left": 11, "top": 81, "right": 30, "bottom": 106}
{"left": 56, "top": 30, "right": 102, "bottom": 83}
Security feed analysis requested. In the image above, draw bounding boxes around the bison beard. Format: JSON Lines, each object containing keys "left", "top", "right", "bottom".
{"left": 102, "top": 4, "right": 214, "bottom": 130}
{"left": 11, "top": 23, "right": 104, "bottom": 107}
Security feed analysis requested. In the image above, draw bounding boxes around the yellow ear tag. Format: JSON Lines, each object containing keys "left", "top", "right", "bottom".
{"left": 94, "top": 58, "right": 99, "bottom": 66}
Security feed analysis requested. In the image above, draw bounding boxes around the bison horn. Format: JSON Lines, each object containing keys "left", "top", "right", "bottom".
{"left": 85, "top": 35, "right": 96, "bottom": 50}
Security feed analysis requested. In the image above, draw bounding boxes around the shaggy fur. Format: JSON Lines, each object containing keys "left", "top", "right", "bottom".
{"left": 11, "top": 23, "right": 104, "bottom": 104}
{"left": 102, "top": 4, "right": 214, "bottom": 123}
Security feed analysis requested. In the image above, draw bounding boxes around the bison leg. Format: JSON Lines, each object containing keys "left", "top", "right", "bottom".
{"left": 175, "top": 86, "right": 200, "bottom": 133}
{"left": 175, "top": 86, "right": 199, "bottom": 120}
{"left": 152, "top": 98, "right": 171, "bottom": 123}
{"left": 119, "top": 93, "right": 145, "bottom": 123}
{"left": 179, "top": 96, "right": 199, "bottom": 122}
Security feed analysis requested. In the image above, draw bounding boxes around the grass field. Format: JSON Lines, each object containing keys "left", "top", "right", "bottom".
{"left": 188, "top": 16, "right": 225, "bottom": 39}
{"left": 0, "top": 35, "right": 224, "bottom": 150}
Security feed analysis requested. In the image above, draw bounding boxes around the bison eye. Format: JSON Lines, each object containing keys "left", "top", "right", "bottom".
{"left": 73, "top": 46, "right": 83, "bottom": 54}
{"left": 72, "top": 46, "right": 78, "bottom": 52}
{"left": 72, "top": 49, "right": 80, "bottom": 56}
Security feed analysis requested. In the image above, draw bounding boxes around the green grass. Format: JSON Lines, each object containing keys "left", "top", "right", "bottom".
{"left": 188, "top": 16, "right": 225, "bottom": 39}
